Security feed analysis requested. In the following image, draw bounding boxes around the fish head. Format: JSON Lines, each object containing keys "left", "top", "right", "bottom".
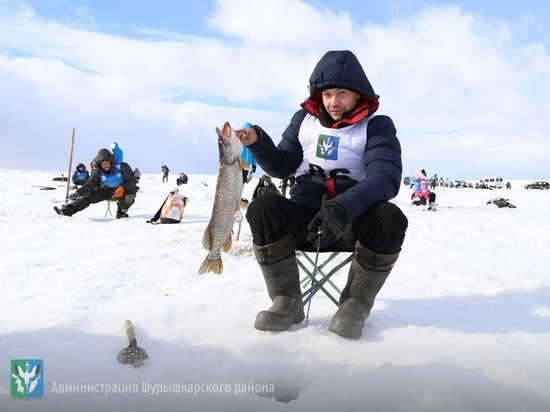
{"left": 216, "top": 122, "right": 243, "bottom": 165}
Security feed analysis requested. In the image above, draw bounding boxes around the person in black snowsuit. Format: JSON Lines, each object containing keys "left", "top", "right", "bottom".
{"left": 176, "top": 172, "right": 188, "bottom": 186}
{"left": 161, "top": 165, "right": 170, "bottom": 183}
{"left": 54, "top": 149, "right": 137, "bottom": 218}
{"left": 281, "top": 174, "right": 296, "bottom": 197}
{"left": 252, "top": 175, "right": 281, "bottom": 200}
{"left": 134, "top": 167, "right": 142, "bottom": 183}
{"left": 487, "top": 197, "right": 516, "bottom": 208}
{"left": 236, "top": 50, "right": 408, "bottom": 339}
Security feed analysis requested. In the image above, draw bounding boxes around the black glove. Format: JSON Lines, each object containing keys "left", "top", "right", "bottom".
{"left": 251, "top": 165, "right": 256, "bottom": 173}
{"left": 307, "top": 198, "right": 348, "bottom": 248}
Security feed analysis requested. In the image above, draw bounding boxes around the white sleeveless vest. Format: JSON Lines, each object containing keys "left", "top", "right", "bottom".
{"left": 295, "top": 114, "right": 371, "bottom": 181}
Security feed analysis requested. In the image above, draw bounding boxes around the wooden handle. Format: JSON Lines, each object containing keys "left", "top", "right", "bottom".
{"left": 124, "top": 320, "right": 136, "bottom": 343}
{"left": 65, "top": 128, "right": 76, "bottom": 200}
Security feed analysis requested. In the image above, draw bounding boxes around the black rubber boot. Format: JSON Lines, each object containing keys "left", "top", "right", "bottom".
{"left": 253, "top": 236, "right": 304, "bottom": 331}
{"left": 53, "top": 203, "right": 78, "bottom": 217}
{"left": 116, "top": 209, "right": 129, "bottom": 219}
{"left": 117, "top": 194, "right": 135, "bottom": 218}
{"left": 328, "top": 242, "right": 400, "bottom": 339}
{"left": 116, "top": 201, "right": 129, "bottom": 219}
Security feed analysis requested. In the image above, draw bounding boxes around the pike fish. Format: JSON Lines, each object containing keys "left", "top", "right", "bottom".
{"left": 199, "top": 122, "right": 244, "bottom": 274}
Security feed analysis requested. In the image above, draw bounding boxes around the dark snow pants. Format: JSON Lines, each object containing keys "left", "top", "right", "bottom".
{"left": 73, "top": 188, "right": 136, "bottom": 212}
{"left": 246, "top": 194, "right": 408, "bottom": 255}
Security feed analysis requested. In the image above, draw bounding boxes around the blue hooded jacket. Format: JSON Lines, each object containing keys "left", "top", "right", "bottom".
{"left": 240, "top": 146, "right": 257, "bottom": 169}
{"left": 246, "top": 50, "right": 402, "bottom": 222}
{"left": 111, "top": 142, "right": 123, "bottom": 163}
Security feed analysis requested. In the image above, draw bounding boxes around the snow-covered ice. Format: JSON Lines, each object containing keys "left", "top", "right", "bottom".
{"left": 1, "top": 169, "right": 549, "bottom": 411}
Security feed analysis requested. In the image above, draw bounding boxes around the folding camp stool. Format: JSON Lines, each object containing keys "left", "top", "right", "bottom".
{"left": 105, "top": 199, "right": 119, "bottom": 218}
{"left": 296, "top": 245, "right": 354, "bottom": 306}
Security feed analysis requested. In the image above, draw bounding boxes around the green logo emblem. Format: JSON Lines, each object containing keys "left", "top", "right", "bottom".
{"left": 11, "top": 359, "right": 43, "bottom": 398}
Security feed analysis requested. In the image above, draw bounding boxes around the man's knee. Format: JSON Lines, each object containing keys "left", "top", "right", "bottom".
{"left": 120, "top": 194, "right": 135, "bottom": 209}
{"left": 355, "top": 202, "right": 408, "bottom": 252}
{"left": 246, "top": 194, "right": 286, "bottom": 220}
{"left": 377, "top": 202, "right": 408, "bottom": 230}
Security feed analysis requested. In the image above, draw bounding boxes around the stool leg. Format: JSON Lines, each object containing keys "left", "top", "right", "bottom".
{"left": 299, "top": 252, "right": 349, "bottom": 306}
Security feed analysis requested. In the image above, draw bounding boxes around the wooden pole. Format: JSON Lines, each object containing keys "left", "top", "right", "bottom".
{"left": 65, "top": 128, "right": 76, "bottom": 201}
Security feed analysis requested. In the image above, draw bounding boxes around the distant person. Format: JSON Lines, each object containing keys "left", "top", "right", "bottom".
{"left": 133, "top": 167, "right": 142, "bottom": 192}
{"left": 133, "top": 167, "right": 142, "bottom": 184}
{"left": 429, "top": 174, "right": 438, "bottom": 190}
{"left": 252, "top": 175, "right": 282, "bottom": 200}
{"left": 506, "top": 181, "right": 511, "bottom": 190}
{"left": 161, "top": 165, "right": 170, "bottom": 183}
{"left": 240, "top": 126, "right": 257, "bottom": 184}
{"left": 411, "top": 170, "right": 436, "bottom": 207}
{"left": 54, "top": 148, "right": 137, "bottom": 219}
{"left": 111, "top": 142, "right": 123, "bottom": 163}
{"left": 177, "top": 172, "right": 188, "bottom": 186}
{"left": 487, "top": 197, "right": 516, "bottom": 208}
{"left": 71, "top": 163, "right": 90, "bottom": 186}
{"left": 281, "top": 174, "right": 296, "bottom": 197}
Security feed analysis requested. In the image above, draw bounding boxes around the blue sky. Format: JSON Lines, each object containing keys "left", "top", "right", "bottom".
{"left": 15, "top": 0, "right": 550, "bottom": 38}
{"left": 1, "top": 0, "right": 549, "bottom": 179}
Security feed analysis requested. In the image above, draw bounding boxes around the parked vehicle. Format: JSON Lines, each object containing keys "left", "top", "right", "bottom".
{"left": 524, "top": 181, "right": 549, "bottom": 190}
{"left": 482, "top": 176, "right": 503, "bottom": 189}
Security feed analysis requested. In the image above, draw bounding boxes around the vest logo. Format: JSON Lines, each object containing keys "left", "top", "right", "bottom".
{"left": 316, "top": 134, "right": 340, "bottom": 160}
{"left": 11, "top": 359, "right": 43, "bottom": 398}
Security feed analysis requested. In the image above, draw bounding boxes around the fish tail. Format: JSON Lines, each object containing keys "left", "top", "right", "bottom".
{"left": 198, "top": 255, "right": 224, "bottom": 275}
